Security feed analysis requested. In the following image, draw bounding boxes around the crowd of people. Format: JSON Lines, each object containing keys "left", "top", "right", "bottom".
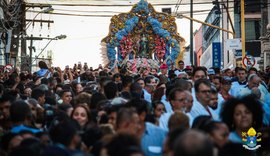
{"left": 0, "top": 60, "right": 270, "bottom": 156}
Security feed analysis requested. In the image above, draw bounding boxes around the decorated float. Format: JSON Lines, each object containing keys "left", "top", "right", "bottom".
{"left": 101, "top": 0, "right": 185, "bottom": 72}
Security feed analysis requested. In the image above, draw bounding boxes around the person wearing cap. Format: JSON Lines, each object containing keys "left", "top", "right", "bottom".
{"left": 207, "top": 69, "right": 216, "bottom": 81}
{"left": 174, "top": 71, "right": 188, "bottom": 79}
{"left": 159, "top": 63, "right": 168, "bottom": 76}
{"left": 159, "top": 63, "right": 169, "bottom": 83}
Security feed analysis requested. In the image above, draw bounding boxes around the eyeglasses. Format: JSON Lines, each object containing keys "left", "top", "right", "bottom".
{"left": 156, "top": 108, "right": 165, "bottom": 112}
{"left": 173, "top": 98, "right": 190, "bottom": 103}
{"left": 199, "top": 90, "right": 211, "bottom": 94}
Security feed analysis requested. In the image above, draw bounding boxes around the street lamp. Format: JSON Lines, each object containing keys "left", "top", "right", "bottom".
{"left": 27, "top": 34, "right": 67, "bottom": 73}
{"left": 25, "top": 7, "right": 54, "bottom": 30}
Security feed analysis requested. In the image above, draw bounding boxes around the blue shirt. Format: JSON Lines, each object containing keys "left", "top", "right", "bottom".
{"left": 37, "top": 69, "right": 51, "bottom": 78}
{"left": 141, "top": 122, "right": 167, "bottom": 156}
{"left": 211, "top": 93, "right": 225, "bottom": 120}
{"left": 261, "top": 101, "right": 270, "bottom": 126}
{"left": 190, "top": 100, "right": 219, "bottom": 121}
{"left": 159, "top": 112, "right": 173, "bottom": 131}
{"left": 11, "top": 125, "right": 41, "bottom": 134}
{"left": 229, "top": 131, "right": 242, "bottom": 143}
{"left": 229, "top": 81, "right": 247, "bottom": 97}
{"left": 143, "top": 89, "right": 152, "bottom": 104}
{"left": 161, "top": 95, "right": 173, "bottom": 114}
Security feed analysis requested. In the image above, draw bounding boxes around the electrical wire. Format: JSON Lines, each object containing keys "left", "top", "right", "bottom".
{"left": 27, "top": 6, "right": 235, "bottom": 18}
{"left": 26, "top": 1, "right": 233, "bottom": 7}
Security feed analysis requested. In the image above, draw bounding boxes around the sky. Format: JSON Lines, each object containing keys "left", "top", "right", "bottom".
{"left": 25, "top": 0, "right": 212, "bottom": 69}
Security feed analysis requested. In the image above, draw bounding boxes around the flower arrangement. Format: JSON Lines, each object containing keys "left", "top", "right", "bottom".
{"left": 103, "top": 0, "right": 182, "bottom": 69}
{"left": 147, "top": 17, "right": 180, "bottom": 64}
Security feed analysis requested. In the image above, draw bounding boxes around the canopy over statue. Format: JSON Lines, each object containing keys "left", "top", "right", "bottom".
{"left": 101, "top": 0, "right": 185, "bottom": 70}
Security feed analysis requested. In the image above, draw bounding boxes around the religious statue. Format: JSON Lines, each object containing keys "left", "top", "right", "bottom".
{"left": 138, "top": 34, "right": 149, "bottom": 58}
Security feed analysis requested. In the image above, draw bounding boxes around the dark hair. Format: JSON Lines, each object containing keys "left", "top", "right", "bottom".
{"left": 58, "top": 104, "right": 73, "bottom": 113}
{"left": 168, "top": 88, "right": 185, "bottom": 101}
{"left": 130, "top": 82, "right": 143, "bottom": 98}
{"left": 135, "top": 77, "right": 144, "bottom": 83}
{"left": 38, "top": 61, "right": 48, "bottom": 69}
{"left": 116, "top": 107, "right": 137, "bottom": 129}
{"left": 166, "top": 127, "right": 186, "bottom": 153}
{"left": 178, "top": 60, "right": 184, "bottom": 64}
{"left": 122, "top": 76, "right": 133, "bottom": 88}
{"left": 1, "top": 91, "right": 18, "bottom": 103}
{"left": 192, "top": 115, "right": 212, "bottom": 129}
{"left": 31, "top": 88, "right": 45, "bottom": 101}
{"left": 152, "top": 100, "right": 165, "bottom": 110}
{"left": 173, "top": 130, "right": 213, "bottom": 156}
{"left": 212, "top": 76, "right": 221, "bottom": 83}
{"left": 49, "top": 119, "right": 80, "bottom": 146}
{"left": 173, "top": 78, "right": 190, "bottom": 90}
{"left": 210, "top": 84, "right": 218, "bottom": 94}
{"left": 10, "top": 100, "right": 31, "bottom": 123}
{"left": 0, "top": 133, "right": 19, "bottom": 152}
{"left": 194, "top": 79, "right": 211, "bottom": 93}
{"left": 104, "top": 81, "right": 118, "bottom": 99}
{"left": 224, "top": 68, "right": 231, "bottom": 73}
{"left": 99, "top": 71, "right": 108, "bottom": 77}
{"left": 192, "top": 66, "right": 207, "bottom": 77}
{"left": 144, "top": 75, "right": 155, "bottom": 85}
{"left": 82, "top": 127, "right": 103, "bottom": 148}
{"left": 90, "top": 92, "right": 107, "bottom": 110}
{"left": 0, "top": 94, "right": 12, "bottom": 104}
{"left": 152, "top": 87, "right": 165, "bottom": 101}
{"left": 198, "top": 120, "right": 225, "bottom": 135}
{"left": 236, "top": 67, "right": 246, "bottom": 73}
{"left": 168, "top": 112, "right": 190, "bottom": 131}
{"left": 18, "top": 138, "right": 42, "bottom": 156}
{"left": 105, "top": 133, "right": 142, "bottom": 156}
{"left": 113, "top": 73, "right": 121, "bottom": 80}
{"left": 73, "top": 92, "right": 91, "bottom": 106}
{"left": 126, "top": 98, "right": 148, "bottom": 115}
{"left": 59, "top": 89, "right": 72, "bottom": 98}
{"left": 220, "top": 95, "right": 263, "bottom": 131}
{"left": 165, "top": 83, "right": 175, "bottom": 98}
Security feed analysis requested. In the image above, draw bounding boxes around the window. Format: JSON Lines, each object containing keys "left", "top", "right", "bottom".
{"left": 245, "top": 20, "right": 261, "bottom": 40}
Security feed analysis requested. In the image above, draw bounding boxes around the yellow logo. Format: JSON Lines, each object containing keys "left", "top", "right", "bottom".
{"left": 242, "top": 127, "right": 262, "bottom": 150}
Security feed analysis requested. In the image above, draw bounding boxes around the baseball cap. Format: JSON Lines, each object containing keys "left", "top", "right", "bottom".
{"left": 207, "top": 69, "right": 215, "bottom": 75}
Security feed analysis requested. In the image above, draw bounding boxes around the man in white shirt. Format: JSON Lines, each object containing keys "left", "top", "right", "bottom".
{"left": 143, "top": 75, "right": 156, "bottom": 104}
{"left": 190, "top": 79, "right": 218, "bottom": 121}
{"left": 159, "top": 88, "right": 192, "bottom": 131}
{"left": 229, "top": 67, "right": 247, "bottom": 97}
{"left": 238, "top": 74, "right": 261, "bottom": 98}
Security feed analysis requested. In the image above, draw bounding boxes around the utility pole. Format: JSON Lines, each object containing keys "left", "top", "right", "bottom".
{"left": 241, "top": 0, "right": 246, "bottom": 67}
{"left": 261, "top": 0, "right": 268, "bottom": 37}
{"left": 190, "top": 0, "right": 193, "bottom": 65}
{"left": 20, "top": 3, "right": 54, "bottom": 72}
{"left": 20, "top": 1, "right": 28, "bottom": 72}
{"left": 25, "top": 34, "right": 66, "bottom": 72}
{"left": 26, "top": 35, "right": 42, "bottom": 73}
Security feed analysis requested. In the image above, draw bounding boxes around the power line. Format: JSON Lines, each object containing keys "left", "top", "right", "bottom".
{"left": 38, "top": 8, "right": 123, "bottom": 14}
{"left": 26, "top": 1, "right": 235, "bottom": 7}
{"left": 26, "top": 7, "right": 235, "bottom": 18}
